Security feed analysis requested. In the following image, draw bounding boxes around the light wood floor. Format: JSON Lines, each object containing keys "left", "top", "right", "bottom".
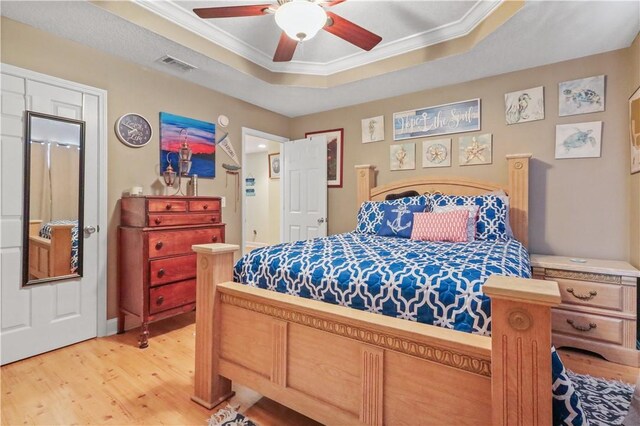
{"left": 1, "top": 313, "right": 637, "bottom": 425}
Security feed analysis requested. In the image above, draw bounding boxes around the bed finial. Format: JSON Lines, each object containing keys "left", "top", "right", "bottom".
{"left": 506, "top": 154, "right": 532, "bottom": 248}
{"left": 355, "top": 165, "right": 376, "bottom": 209}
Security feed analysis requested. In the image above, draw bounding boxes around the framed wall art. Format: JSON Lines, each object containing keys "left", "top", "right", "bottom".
{"left": 393, "top": 98, "right": 480, "bottom": 141}
{"left": 505, "top": 86, "right": 544, "bottom": 125}
{"left": 305, "top": 128, "right": 344, "bottom": 188}
{"left": 422, "top": 138, "right": 451, "bottom": 168}
{"left": 390, "top": 143, "right": 416, "bottom": 171}
{"left": 559, "top": 75, "right": 605, "bottom": 117}
{"left": 630, "top": 86, "right": 640, "bottom": 174}
{"left": 361, "top": 115, "right": 384, "bottom": 143}
{"left": 459, "top": 134, "right": 492, "bottom": 166}
{"left": 159, "top": 112, "right": 216, "bottom": 178}
{"left": 268, "top": 153, "right": 280, "bottom": 179}
{"left": 555, "top": 121, "right": 602, "bottom": 159}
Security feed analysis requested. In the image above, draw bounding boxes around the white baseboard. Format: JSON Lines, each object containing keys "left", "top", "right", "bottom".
{"left": 104, "top": 318, "right": 119, "bottom": 336}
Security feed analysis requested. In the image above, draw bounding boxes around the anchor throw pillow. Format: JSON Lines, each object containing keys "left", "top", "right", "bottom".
{"left": 377, "top": 202, "right": 427, "bottom": 238}
{"left": 356, "top": 195, "right": 429, "bottom": 234}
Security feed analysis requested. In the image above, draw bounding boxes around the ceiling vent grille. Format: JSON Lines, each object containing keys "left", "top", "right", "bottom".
{"left": 156, "top": 55, "right": 197, "bottom": 72}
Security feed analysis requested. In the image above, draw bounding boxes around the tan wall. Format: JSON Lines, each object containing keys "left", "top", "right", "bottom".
{"left": 630, "top": 32, "right": 640, "bottom": 268}
{"left": 291, "top": 48, "right": 634, "bottom": 261}
{"left": 1, "top": 17, "right": 290, "bottom": 318}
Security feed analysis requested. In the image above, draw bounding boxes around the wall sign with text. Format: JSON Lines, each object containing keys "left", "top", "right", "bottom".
{"left": 393, "top": 99, "right": 481, "bottom": 141}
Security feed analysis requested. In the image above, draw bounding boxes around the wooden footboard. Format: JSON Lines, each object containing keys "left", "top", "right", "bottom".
{"left": 192, "top": 244, "right": 560, "bottom": 425}
{"left": 28, "top": 220, "right": 74, "bottom": 279}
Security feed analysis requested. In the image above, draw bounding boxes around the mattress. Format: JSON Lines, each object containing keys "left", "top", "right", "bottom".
{"left": 39, "top": 220, "right": 79, "bottom": 274}
{"left": 234, "top": 232, "right": 530, "bottom": 336}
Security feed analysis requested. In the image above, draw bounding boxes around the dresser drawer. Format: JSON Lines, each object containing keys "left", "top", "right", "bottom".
{"left": 149, "top": 254, "right": 196, "bottom": 287}
{"left": 149, "top": 279, "right": 196, "bottom": 314}
{"left": 148, "top": 227, "right": 224, "bottom": 258}
{"left": 556, "top": 278, "right": 623, "bottom": 311}
{"left": 148, "top": 213, "right": 221, "bottom": 227}
{"left": 552, "top": 309, "right": 623, "bottom": 345}
{"left": 148, "top": 199, "right": 187, "bottom": 213}
{"left": 189, "top": 199, "right": 220, "bottom": 212}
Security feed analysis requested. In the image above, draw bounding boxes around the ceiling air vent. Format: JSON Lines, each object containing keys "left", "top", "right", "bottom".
{"left": 156, "top": 55, "right": 197, "bottom": 72}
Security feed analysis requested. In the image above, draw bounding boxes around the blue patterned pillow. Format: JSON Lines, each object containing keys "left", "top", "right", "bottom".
{"left": 430, "top": 194, "right": 509, "bottom": 241}
{"left": 377, "top": 203, "right": 426, "bottom": 238}
{"left": 552, "top": 347, "right": 588, "bottom": 425}
{"left": 355, "top": 196, "right": 428, "bottom": 234}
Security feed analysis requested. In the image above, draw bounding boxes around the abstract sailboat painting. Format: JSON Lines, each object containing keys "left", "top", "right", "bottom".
{"left": 160, "top": 112, "right": 216, "bottom": 178}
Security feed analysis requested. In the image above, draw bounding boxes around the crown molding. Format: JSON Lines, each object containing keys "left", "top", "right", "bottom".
{"left": 134, "top": 0, "right": 502, "bottom": 76}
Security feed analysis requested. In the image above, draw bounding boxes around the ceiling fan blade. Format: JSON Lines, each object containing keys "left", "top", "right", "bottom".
{"left": 322, "top": 0, "right": 347, "bottom": 6}
{"left": 193, "top": 4, "right": 272, "bottom": 19}
{"left": 324, "top": 11, "right": 382, "bottom": 51}
{"left": 273, "top": 32, "right": 298, "bottom": 62}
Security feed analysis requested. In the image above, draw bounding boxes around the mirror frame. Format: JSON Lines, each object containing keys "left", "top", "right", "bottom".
{"left": 22, "top": 111, "right": 86, "bottom": 286}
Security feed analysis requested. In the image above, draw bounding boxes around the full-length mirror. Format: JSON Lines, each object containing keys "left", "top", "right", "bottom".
{"left": 23, "top": 111, "right": 85, "bottom": 286}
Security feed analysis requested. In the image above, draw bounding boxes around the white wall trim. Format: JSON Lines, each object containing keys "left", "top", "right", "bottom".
{"left": 133, "top": 0, "right": 501, "bottom": 76}
{"left": 0, "top": 63, "right": 110, "bottom": 338}
{"left": 241, "top": 128, "right": 289, "bottom": 256}
{"left": 105, "top": 318, "right": 119, "bottom": 336}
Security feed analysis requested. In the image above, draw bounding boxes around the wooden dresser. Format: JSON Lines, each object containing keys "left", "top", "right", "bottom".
{"left": 531, "top": 254, "right": 639, "bottom": 366}
{"left": 118, "top": 196, "right": 225, "bottom": 348}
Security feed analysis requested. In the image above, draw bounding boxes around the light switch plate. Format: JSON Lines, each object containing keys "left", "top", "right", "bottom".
{"left": 221, "top": 196, "right": 226, "bottom": 208}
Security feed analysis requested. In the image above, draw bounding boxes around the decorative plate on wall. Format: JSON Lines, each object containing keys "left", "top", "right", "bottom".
{"left": 115, "top": 113, "right": 153, "bottom": 148}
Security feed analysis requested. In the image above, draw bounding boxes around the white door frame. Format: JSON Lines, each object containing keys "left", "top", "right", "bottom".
{"left": 1, "top": 63, "right": 109, "bottom": 337}
{"left": 240, "top": 127, "right": 288, "bottom": 255}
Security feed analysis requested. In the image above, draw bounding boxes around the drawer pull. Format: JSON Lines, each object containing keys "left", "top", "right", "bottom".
{"left": 203, "top": 204, "right": 208, "bottom": 210}
{"left": 211, "top": 217, "right": 216, "bottom": 222}
{"left": 566, "top": 288, "right": 597, "bottom": 301}
{"left": 566, "top": 319, "right": 597, "bottom": 332}
{"left": 155, "top": 218, "right": 162, "bottom": 225}
{"left": 155, "top": 241, "right": 163, "bottom": 250}
{"left": 165, "top": 204, "right": 172, "bottom": 210}
{"left": 157, "top": 269, "right": 165, "bottom": 278}
{"left": 156, "top": 295, "right": 164, "bottom": 306}
{"left": 211, "top": 235, "right": 218, "bottom": 242}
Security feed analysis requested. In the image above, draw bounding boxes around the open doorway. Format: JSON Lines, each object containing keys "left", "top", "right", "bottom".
{"left": 241, "top": 128, "right": 288, "bottom": 255}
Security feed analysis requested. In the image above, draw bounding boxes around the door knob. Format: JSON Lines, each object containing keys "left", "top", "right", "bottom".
{"left": 317, "top": 218, "right": 325, "bottom": 225}
{"left": 84, "top": 225, "right": 97, "bottom": 235}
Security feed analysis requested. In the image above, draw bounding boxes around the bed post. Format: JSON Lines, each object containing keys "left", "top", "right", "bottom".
{"left": 49, "top": 224, "right": 74, "bottom": 276}
{"left": 191, "top": 243, "right": 239, "bottom": 409}
{"left": 506, "top": 153, "right": 532, "bottom": 248}
{"left": 355, "top": 165, "right": 376, "bottom": 207}
{"left": 484, "top": 276, "right": 560, "bottom": 426}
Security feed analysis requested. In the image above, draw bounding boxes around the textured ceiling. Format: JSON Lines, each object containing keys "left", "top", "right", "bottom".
{"left": 2, "top": 1, "right": 639, "bottom": 117}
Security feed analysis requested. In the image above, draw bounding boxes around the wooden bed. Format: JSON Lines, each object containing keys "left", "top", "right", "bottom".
{"left": 192, "top": 153, "right": 562, "bottom": 425}
{"left": 28, "top": 219, "right": 74, "bottom": 279}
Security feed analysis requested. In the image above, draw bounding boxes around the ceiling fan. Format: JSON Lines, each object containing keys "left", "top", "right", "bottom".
{"left": 193, "top": 0, "right": 383, "bottom": 62}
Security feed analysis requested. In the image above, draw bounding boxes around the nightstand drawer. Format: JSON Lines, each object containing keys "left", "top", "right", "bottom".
{"left": 552, "top": 309, "right": 623, "bottom": 345}
{"left": 556, "top": 278, "right": 623, "bottom": 311}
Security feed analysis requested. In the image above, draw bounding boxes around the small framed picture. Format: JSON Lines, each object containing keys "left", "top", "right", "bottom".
{"left": 630, "top": 85, "right": 640, "bottom": 174}
{"left": 555, "top": 121, "right": 602, "bottom": 159}
{"left": 505, "top": 86, "right": 544, "bottom": 125}
{"left": 305, "top": 128, "right": 344, "bottom": 187}
{"left": 422, "top": 138, "right": 451, "bottom": 168}
{"left": 559, "top": 75, "right": 605, "bottom": 117}
{"left": 268, "top": 153, "right": 280, "bottom": 179}
{"left": 390, "top": 143, "right": 416, "bottom": 171}
{"left": 459, "top": 134, "right": 493, "bottom": 166}
{"left": 361, "top": 115, "right": 384, "bottom": 143}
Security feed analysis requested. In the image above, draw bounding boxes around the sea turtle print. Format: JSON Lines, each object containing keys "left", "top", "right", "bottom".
{"left": 562, "top": 128, "right": 596, "bottom": 152}
{"left": 563, "top": 88, "right": 602, "bottom": 109}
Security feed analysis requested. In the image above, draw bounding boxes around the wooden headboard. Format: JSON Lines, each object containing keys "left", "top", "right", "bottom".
{"left": 355, "top": 154, "right": 532, "bottom": 248}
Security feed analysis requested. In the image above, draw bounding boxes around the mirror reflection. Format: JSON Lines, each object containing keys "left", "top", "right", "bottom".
{"left": 23, "top": 111, "right": 85, "bottom": 285}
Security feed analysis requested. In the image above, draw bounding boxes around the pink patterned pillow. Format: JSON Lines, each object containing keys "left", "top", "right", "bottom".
{"left": 410, "top": 210, "right": 469, "bottom": 242}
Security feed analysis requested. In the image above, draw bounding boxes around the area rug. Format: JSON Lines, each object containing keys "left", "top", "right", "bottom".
{"left": 207, "top": 405, "right": 257, "bottom": 426}
{"left": 568, "top": 371, "right": 635, "bottom": 426}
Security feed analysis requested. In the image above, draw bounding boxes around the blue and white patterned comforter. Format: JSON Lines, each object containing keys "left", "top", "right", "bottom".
{"left": 234, "top": 233, "right": 530, "bottom": 336}
{"left": 39, "top": 220, "right": 79, "bottom": 274}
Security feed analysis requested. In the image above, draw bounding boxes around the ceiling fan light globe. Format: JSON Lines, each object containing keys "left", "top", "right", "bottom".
{"left": 275, "top": 0, "right": 327, "bottom": 42}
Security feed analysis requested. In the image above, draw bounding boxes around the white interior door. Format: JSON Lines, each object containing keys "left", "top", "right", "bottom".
{"left": 1, "top": 66, "right": 103, "bottom": 365}
{"left": 282, "top": 136, "right": 327, "bottom": 242}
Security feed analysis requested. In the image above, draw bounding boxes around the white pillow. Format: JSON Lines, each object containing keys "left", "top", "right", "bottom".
{"left": 432, "top": 204, "right": 479, "bottom": 242}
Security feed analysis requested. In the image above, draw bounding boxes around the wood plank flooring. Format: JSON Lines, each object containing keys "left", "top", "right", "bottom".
{"left": 1, "top": 313, "right": 637, "bottom": 425}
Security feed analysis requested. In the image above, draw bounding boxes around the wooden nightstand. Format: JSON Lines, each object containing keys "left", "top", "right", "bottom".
{"left": 531, "top": 254, "right": 639, "bottom": 366}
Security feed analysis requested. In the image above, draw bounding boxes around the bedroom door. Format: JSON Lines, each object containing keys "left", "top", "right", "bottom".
{"left": 1, "top": 65, "right": 106, "bottom": 365}
{"left": 282, "top": 135, "right": 327, "bottom": 242}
